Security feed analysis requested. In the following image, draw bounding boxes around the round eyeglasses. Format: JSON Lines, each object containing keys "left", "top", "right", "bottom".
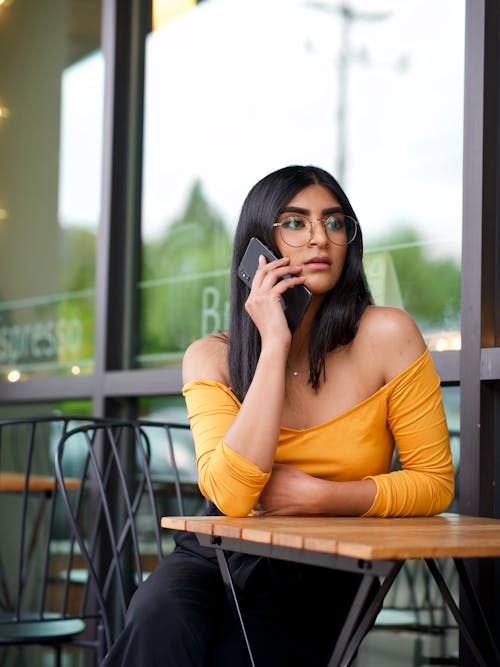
{"left": 273, "top": 213, "right": 358, "bottom": 248}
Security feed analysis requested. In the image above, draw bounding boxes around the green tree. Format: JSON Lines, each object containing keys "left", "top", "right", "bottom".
{"left": 365, "top": 225, "right": 460, "bottom": 329}
{"left": 141, "top": 180, "right": 232, "bottom": 362}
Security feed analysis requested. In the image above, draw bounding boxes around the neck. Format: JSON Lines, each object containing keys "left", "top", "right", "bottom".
{"left": 287, "top": 331, "right": 309, "bottom": 376}
{"left": 286, "top": 292, "right": 322, "bottom": 371}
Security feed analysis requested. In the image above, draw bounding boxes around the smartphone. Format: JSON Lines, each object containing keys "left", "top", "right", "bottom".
{"left": 237, "top": 236, "right": 312, "bottom": 332}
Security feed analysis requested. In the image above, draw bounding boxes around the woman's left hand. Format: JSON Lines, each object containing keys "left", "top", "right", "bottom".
{"left": 253, "top": 463, "right": 320, "bottom": 516}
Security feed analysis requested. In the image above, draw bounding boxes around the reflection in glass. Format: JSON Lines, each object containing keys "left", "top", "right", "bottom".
{"left": 140, "top": 0, "right": 464, "bottom": 366}
{"left": 140, "top": 181, "right": 232, "bottom": 367}
{"left": 0, "top": 1, "right": 102, "bottom": 381}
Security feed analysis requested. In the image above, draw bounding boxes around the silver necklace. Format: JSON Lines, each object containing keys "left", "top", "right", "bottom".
{"left": 287, "top": 364, "right": 308, "bottom": 377}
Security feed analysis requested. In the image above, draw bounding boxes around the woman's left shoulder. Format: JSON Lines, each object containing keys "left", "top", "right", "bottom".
{"left": 357, "top": 306, "right": 427, "bottom": 381}
{"left": 359, "top": 305, "right": 422, "bottom": 339}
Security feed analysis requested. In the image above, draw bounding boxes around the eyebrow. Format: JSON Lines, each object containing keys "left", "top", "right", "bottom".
{"left": 280, "top": 205, "right": 344, "bottom": 215}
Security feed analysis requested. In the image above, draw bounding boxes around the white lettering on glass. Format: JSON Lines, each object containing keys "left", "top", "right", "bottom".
{"left": 0, "top": 318, "right": 83, "bottom": 364}
{"left": 201, "top": 286, "right": 221, "bottom": 337}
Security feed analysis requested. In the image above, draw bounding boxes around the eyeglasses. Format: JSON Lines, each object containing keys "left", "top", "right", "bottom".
{"left": 273, "top": 212, "right": 358, "bottom": 247}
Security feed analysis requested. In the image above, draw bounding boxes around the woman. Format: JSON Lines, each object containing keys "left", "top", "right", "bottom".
{"left": 103, "top": 165, "right": 454, "bottom": 666}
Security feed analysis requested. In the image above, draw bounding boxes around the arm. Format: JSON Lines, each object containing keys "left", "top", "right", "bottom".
{"left": 254, "top": 465, "right": 377, "bottom": 516}
{"left": 364, "top": 353, "right": 455, "bottom": 517}
{"left": 256, "top": 309, "right": 454, "bottom": 517}
{"left": 182, "top": 255, "right": 306, "bottom": 516}
{"left": 362, "top": 309, "right": 454, "bottom": 516}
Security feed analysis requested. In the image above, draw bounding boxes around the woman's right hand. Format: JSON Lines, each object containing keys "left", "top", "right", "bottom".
{"left": 244, "top": 254, "right": 306, "bottom": 344}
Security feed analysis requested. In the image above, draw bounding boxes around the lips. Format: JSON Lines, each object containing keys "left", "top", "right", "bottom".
{"left": 305, "top": 256, "right": 331, "bottom": 266}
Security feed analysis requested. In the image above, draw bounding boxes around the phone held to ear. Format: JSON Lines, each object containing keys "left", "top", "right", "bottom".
{"left": 237, "top": 236, "right": 312, "bottom": 332}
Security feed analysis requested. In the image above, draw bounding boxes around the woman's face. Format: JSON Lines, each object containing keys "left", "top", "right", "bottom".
{"left": 273, "top": 184, "right": 349, "bottom": 296}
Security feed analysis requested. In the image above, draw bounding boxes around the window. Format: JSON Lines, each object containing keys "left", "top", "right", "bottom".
{"left": 0, "top": 0, "right": 103, "bottom": 382}
{"left": 139, "top": 0, "right": 465, "bottom": 369}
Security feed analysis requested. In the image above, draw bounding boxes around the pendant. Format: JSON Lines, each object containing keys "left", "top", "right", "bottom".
{"left": 292, "top": 370, "right": 299, "bottom": 377}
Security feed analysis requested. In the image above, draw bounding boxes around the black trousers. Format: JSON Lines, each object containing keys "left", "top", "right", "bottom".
{"left": 102, "top": 528, "right": 378, "bottom": 667}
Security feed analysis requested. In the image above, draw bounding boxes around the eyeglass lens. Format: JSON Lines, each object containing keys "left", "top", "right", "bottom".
{"left": 276, "top": 214, "right": 357, "bottom": 247}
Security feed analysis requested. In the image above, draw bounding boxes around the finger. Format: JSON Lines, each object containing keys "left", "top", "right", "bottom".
{"left": 273, "top": 274, "right": 307, "bottom": 295}
{"left": 255, "top": 260, "right": 303, "bottom": 289}
{"left": 258, "top": 254, "right": 268, "bottom": 267}
{"left": 256, "top": 256, "right": 289, "bottom": 275}
{"left": 252, "top": 255, "right": 288, "bottom": 287}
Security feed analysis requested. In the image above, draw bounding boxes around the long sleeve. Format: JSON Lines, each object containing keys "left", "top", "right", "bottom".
{"left": 362, "top": 350, "right": 455, "bottom": 517}
{"left": 183, "top": 349, "right": 455, "bottom": 518}
{"left": 182, "top": 380, "right": 271, "bottom": 516}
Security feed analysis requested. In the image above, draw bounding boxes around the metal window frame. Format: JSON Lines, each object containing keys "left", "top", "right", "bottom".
{"left": 458, "top": 0, "right": 500, "bottom": 658}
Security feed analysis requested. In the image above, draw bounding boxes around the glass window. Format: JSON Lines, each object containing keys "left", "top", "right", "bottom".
{"left": 139, "top": 0, "right": 464, "bottom": 367}
{"left": 0, "top": 0, "right": 103, "bottom": 383}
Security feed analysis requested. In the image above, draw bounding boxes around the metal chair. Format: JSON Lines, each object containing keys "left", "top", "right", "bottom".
{"left": 373, "top": 557, "right": 458, "bottom": 663}
{"left": 0, "top": 415, "right": 108, "bottom": 667}
{"left": 54, "top": 419, "right": 205, "bottom": 664}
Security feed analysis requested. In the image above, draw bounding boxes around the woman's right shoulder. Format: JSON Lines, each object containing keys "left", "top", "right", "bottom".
{"left": 182, "top": 333, "right": 229, "bottom": 385}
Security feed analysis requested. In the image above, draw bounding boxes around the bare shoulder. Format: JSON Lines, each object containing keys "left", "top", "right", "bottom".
{"left": 357, "top": 306, "right": 426, "bottom": 382}
{"left": 182, "top": 333, "right": 229, "bottom": 386}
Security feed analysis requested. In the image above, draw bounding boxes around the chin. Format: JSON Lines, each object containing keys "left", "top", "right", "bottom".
{"left": 304, "top": 277, "right": 339, "bottom": 295}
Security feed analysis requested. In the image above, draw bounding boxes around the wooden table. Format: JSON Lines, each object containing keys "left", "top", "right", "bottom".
{"left": 0, "top": 471, "right": 80, "bottom": 610}
{"left": 161, "top": 513, "right": 500, "bottom": 667}
{"left": 0, "top": 471, "right": 80, "bottom": 492}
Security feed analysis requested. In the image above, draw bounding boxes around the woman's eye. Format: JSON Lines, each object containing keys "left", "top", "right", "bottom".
{"left": 282, "top": 216, "right": 306, "bottom": 230}
{"left": 325, "top": 215, "right": 344, "bottom": 231}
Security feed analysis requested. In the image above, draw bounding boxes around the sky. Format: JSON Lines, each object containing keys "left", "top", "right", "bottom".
{"left": 58, "top": 0, "right": 465, "bottom": 258}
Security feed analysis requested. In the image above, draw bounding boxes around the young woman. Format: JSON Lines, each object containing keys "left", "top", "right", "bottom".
{"left": 103, "top": 165, "right": 454, "bottom": 666}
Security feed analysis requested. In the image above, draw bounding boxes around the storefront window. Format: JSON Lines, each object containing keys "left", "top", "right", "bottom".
{"left": 0, "top": 0, "right": 103, "bottom": 382}
{"left": 139, "top": 0, "right": 464, "bottom": 367}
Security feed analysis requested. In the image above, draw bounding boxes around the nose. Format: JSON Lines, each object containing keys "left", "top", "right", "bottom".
{"left": 309, "top": 219, "right": 329, "bottom": 246}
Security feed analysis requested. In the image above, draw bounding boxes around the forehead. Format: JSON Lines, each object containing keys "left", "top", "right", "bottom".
{"left": 284, "top": 184, "right": 341, "bottom": 210}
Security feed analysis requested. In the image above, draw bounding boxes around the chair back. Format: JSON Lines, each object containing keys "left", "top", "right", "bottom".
{"left": 0, "top": 416, "right": 99, "bottom": 618}
{"left": 0, "top": 416, "right": 115, "bottom": 666}
{"left": 55, "top": 419, "right": 203, "bottom": 656}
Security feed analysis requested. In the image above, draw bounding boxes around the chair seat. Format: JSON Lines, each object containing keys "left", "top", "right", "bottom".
{"left": 0, "top": 618, "right": 86, "bottom": 644}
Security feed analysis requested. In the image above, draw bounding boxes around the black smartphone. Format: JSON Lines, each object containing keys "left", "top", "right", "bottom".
{"left": 237, "top": 236, "right": 312, "bottom": 332}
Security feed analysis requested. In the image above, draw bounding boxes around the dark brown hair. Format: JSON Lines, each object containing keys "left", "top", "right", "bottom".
{"left": 228, "top": 165, "right": 372, "bottom": 401}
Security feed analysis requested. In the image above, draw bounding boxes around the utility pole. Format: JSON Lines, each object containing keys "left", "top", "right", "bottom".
{"left": 305, "top": 2, "right": 391, "bottom": 185}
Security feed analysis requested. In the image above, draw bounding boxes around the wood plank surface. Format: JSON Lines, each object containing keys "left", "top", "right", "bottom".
{"left": 161, "top": 513, "right": 500, "bottom": 560}
{"left": 0, "top": 471, "right": 80, "bottom": 492}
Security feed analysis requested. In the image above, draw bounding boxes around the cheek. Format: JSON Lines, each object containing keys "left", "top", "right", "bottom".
{"left": 274, "top": 231, "right": 288, "bottom": 257}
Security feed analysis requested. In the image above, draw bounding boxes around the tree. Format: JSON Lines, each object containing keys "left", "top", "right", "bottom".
{"left": 141, "top": 180, "right": 232, "bottom": 362}
{"left": 365, "top": 225, "right": 460, "bottom": 330}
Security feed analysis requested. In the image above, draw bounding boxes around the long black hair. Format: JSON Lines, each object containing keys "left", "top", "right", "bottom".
{"left": 228, "top": 165, "right": 372, "bottom": 401}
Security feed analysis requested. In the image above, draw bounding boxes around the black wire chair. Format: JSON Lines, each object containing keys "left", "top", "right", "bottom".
{"left": 54, "top": 419, "right": 205, "bottom": 664}
{"left": 373, "top": 558, "right": 458, "bottom": 665}
{"left": 0, "top": 416, "right": 110, "bottom": 667}
{"left": 0, "top": 416, "right": 204, "bottom": 666}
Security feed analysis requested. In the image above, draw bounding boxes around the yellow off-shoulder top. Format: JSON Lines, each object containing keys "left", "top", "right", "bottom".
{"left": 182, "top": 348, "right": 454, "bottom": 518}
